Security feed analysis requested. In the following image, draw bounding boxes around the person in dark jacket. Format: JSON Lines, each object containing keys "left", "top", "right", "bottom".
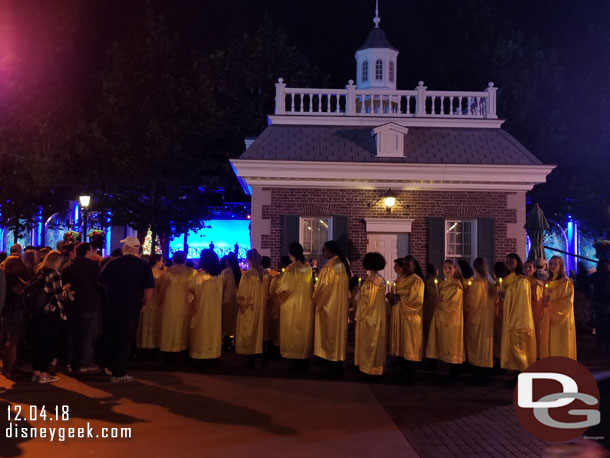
{"left": 1, "top": 257, "right": 28, "bottom": 379}
{"left": 62, "top": 242, "right": 102, "bottom": 372}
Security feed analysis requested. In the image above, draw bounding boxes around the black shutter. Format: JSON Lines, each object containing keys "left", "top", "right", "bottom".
{"left": 332, "top": 216, "right": 349, "bottom": 257}
{"left": 282, "top": 216, "right": 299, "bottom": 257}
{"left": 477, "top": 218, "right": 494, "bottom": 266}
{"left": 428, "top": 217, "right": 445, "bottom": 270}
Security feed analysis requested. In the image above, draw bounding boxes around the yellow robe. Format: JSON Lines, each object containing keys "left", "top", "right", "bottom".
{"left": 221, "top": 268, "right": 238, "bottom": 337}
{"left": 235, "top": 269, "right": 269, "bottom": 355}
{"left": 423, "top": 277, "right": 439, "bottom": 343}
{"left": 493, "top": 282, "right": 503, "bottom": 358}
{"left": 396, "top": 274, "right": 425, "bottom": 361}
{"left": 389, "top": 277, "right": 402, "bottom": 357}
{"left": 528, "top": 276, "right": 545, "bottom": 359}
{"left": 539, "top": 277, "right": 577, "bottom": 360}
{"left": 269, "top": 273, "right": 282, "bottom": 347}
{"left": 158, "top": 264, "right": 197, "bottom": 352}
{"left": 276, "top": 261, "right": 314, "bottom": 359}
{"left": 136, "top": 267, "right": 164, "bottom": 349}
{"left": 313, "top": 256, "right": 349, "bottom": 361}
{"left": 264, "top": 269, "right": 279, "bottom": 341}
{"left": 188, "top": 271, "right": 223, "bottom": 359}
{"left": 354, "top": 274, "right": 387, "bottom": 375}
{"left": 463, "top": 278, "right": 495, "bottom": 368}
{"left": 500, "top": 273, "right": 536, "bottom": 371}
{"left": 425, "top": 277, "right": 464, "bottom": 364}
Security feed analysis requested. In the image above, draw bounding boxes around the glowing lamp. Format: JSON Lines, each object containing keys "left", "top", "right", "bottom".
{"left": 383, "top": 191, "right": 396, "bottom": 212}
{"left": 79, "top": 195, "right": 91, "bottom": 208}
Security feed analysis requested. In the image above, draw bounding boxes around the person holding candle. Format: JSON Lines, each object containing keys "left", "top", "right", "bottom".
{"left": 220, "top": 253, "right": 241, "bottom": 350}
{"left": 539, "top": 255, "right": 577, "bottom": 359}
{"left": 236, "top": 249, "right": 270, "bottom": 368}
{"left": 276, "top": 244, "right": 314, "bottom": 368}
{"left": 269, "top": 256, "right": 292, "bottom": 350}
{"left": 426, "top": 259, "right": 465, "bottom": 384}
{"left": 493, "top": 262, "right": 509, "bottom": 361}
{"left": 500, "top": 253, "right": 536, "bottom": 372}
{"left": 464, "top": 257, "right": 496, "bottom": 384}
{"left": 312, "top": 241, "right": 351, "bottom": 376}
{"left": 394, "top": 255, "right": 425, "bottom": 382}
{"left": 524, "top": 260, "right": 545, "bottom": 358}
{"left": 388, "top": 259, "right": 405, "bottom": 358}
{"left": 354, "top": 252, "right": 388, "bottom": 377}
{"left": 188, "top": 249, "right": 223, "bottom": 363}
{"left": 136, "top": 254, "right": 165, "bottom": 354}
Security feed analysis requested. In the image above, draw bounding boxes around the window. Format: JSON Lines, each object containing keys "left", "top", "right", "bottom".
{"left": 375, "top": 59, "right": 383, "bottom": 80}
{"left": 389, "top": 61, "right": 395, "bottom": 82}
{"left": 299, "top": 217, "right": 332, "bottom": 257}
{"left": 445, "top": 220, "right": 477, "bottom": 265}
{"left": 361, "top": 61, "right": 369, "bottom": 82}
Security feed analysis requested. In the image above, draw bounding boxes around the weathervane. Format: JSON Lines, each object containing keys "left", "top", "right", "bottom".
{"left": 373, "top": 0, "right": 381, "bottom": 28}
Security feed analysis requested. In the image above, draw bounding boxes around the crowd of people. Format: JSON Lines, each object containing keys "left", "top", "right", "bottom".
{"left": 0, "top": 235, "right": 606, "bottom": 391}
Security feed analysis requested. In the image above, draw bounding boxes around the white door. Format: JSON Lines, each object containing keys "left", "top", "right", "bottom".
{"left": 367, "top": 233, "right": 398, "bottom": 283}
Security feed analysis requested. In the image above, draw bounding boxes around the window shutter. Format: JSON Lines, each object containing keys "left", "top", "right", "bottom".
{"left": 428, "top": 217, "right": 445, "bottom": 270}
{"left": 477, "top": 218, "right": 494, "bottom": 266}
{"left": 332, "top": 216, "right": 349, "bottom": 257}
{"left": 282, "top": 216, "right": 299, "bottom": 257}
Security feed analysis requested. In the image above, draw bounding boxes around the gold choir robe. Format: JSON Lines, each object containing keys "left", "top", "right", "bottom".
{"left": 500, "top": 273, "right": 536, "bottom": 371}
{"left": 313, "top": 256, "right": 349, "bottom": 362}
{"left": 528, "top": 276, "right": 545, "bottom": 358}
{"left": 235, "top": 269, "right": 269, "bottom": 355}
{"left": 221, "top": 268, "right": 239, "bottom": 337}
{"left": 158, "top": 264, "right": 197, "bottom": 352}
{"left": 136, "top": 267, "right": 164, "bottom": 349}
{"left": 389, "top": 280, "right": 402, "bottom": 356}
{"left": 463, "top": 278, "right": 495, "bottom": 368}
{"left": 423, "top": 277, "right": 439, "bottom": 342}
{"left": 396, "top": 274, "right": 425, "bottom": 361}
{"left": 276, "top": 261, "right": 314, "bottom": 359}
{"left": 188, "top": 271, "right": 223, "bottom": 359}
{"left": 269, "top": 272, "right": 282, "bottom": 347}
{"left": 354, "top": 274, "right": 387, "bottom": 375}
{"left": 425, "top": 277, "right": 464, "bottom": 364}
{"left": 264, "top": 269, "right": 279, "bottom": 342}
{"left": 539, "top": 277, "right": 577, "bottom": 360}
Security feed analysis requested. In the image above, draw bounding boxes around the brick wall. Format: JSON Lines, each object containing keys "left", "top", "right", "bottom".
{"left": 258, "top": 187, "right": 520, "bottom": 276}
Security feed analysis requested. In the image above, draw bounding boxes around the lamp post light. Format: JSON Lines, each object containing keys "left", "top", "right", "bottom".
{"left": 79, "top": 195, "right": 91, "bottom": 242}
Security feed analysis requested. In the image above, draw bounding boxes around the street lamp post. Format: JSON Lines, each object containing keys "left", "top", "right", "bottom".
{"left": 79, "top": 195, "right": 91, "bottom": 242}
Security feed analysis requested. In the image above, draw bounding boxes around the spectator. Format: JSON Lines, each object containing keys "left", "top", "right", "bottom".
{"left": 0, "top": 252, "right": 8, "bottom": 265}
{"left": 61, "top": 242, "right": 102, "bottom": 372}
{"left": 98, "top": 237, "right": 155, "bottom": 382}
{"left": 0, "top": 244, "right": 22, "bottom": 269}
{"left": 1, "top": 256, "right": 28, "bottom": 379}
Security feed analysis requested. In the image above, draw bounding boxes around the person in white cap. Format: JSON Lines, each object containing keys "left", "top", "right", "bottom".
{"left": 98, "top": 236, "right": 155, "bottom": 382}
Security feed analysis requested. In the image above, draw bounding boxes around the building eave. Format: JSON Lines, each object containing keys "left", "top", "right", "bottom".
{"left": 230, "top": 159, "right": 556, "bottom": 192}
{"left": 268, "top": 115, "right": 505, "bottom": 129}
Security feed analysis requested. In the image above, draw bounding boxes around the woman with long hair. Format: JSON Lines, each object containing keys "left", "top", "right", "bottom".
{"left": 189, "top": 249, "right": 224, "bottom": 362}
{"left": 524, "top": 260, "right": 545, "bottom": 358}
{"left": 1, "top": 257, "right": 28, "bottom": 379}
{"left": 220, "top": 253, "right": 241, "bottom": 348}
{"left": 275, "top": 243, "right": 314, "bottom": 366}
{"left": 426, "top": 259, "right": 465, "bottom": 383}
{"left": 540, "top": 255, "right": 577, "bottom": 359}
{"left": 500, "top": 253, "right": 536, "bottom": 372}
{"left": 464, "top": 257, "right": 496, "bottom": 382}
{"left": 395, "top": 255, "right": 425, "bottom": 381}
{"left": 312, "top": 241, "right": 350, "bottom": 371}
{"left": 235, "top": 249, "right": 269, "bottom": 366}
{"left": 31, "top": 250, "right": 69, "bottom": 383}
{"left": 136, "top": 254, "right": 164, "bottom": 352}
{"left": 354, "top": 252, "right": 388, "bottom": 376}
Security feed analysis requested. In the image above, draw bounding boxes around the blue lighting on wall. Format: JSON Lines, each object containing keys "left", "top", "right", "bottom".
{"left": 169, "top": 219, "right": 251, "bottom": 260}
{"left": 74, "top": 203, "right": 80, "bottom": 227}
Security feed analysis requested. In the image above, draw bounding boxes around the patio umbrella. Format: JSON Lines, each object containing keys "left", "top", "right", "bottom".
{"left": 525, "top": 203, "right": 550, "bottom": 261}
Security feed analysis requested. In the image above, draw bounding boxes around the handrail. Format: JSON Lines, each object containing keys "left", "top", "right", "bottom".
{"left": 543, "top": 245, "right": 599, "bottom": 263}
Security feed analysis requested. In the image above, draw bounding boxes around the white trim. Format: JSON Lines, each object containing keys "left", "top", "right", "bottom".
{"left": 230, "top": 159, "right": 556, "bottom": 192}
{"left": 365, "top": 218, "right": 414, "bottom": 233}
{"left": 298, "top": 216, "right": 333, "bottom": 256}
{"left": 268, "top": 115, "right": 505, "bottom": 129}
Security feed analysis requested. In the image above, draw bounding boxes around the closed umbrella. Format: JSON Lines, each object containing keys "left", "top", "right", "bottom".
{"left": 525, "top": 203, "right": 550, "bottom": 261}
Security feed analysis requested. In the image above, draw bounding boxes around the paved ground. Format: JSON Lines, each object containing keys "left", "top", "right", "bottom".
{"left": 0, "top": 335, "right": 608, "bottom": 457}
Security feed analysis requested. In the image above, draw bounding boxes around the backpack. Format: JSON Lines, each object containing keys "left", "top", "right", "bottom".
{"left": 22, "top": 273, "right": 49, "bottom": 316}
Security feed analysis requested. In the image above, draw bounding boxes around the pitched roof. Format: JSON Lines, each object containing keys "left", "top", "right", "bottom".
{"left": 357, "top": 27, "right": 399, "bottom": 51}
{"left": 239, "top": 125, "right": 543, "bottom": 166}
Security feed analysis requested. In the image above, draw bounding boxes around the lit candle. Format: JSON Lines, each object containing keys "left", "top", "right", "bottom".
{"left": 545, "top": 283, "right": 549, "bottom": 289}
{"left": 499, "top": 277, "right": 503, "bottom": 292}
{"left": 358, "top": 277, "right": 362, "bottom": 283}
{"left": 315, "top": 276, "right": 319, "bottom": 283}
{"left": 281, "top": 268, "right": 285, "bottom": 273}
{"left": 434, "top": 278, "right": 439, "bottom": 294}
{"left": 467, "top": 280, "right": 472, "bottom": 286}
{"left": 392, "top": 282, "right": 397, "bottom": 295}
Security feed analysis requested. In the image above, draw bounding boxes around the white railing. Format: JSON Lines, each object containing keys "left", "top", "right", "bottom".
{"left": 275, "top": 79, "right": 498, "bottom": 119}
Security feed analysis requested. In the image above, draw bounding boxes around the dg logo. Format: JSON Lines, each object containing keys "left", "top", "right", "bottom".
{"left": 514, "top": 356, "right": 601, "bottom": 441}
